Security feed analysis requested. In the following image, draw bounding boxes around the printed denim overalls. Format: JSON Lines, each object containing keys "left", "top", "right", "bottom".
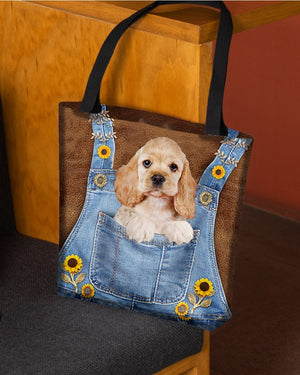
{"left": 58, "top": 106, "right": 252, "bottom": 331}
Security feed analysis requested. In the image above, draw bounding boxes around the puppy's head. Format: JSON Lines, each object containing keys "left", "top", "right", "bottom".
{"left": 114, "top": 137, "right": 196, "bottom": 219}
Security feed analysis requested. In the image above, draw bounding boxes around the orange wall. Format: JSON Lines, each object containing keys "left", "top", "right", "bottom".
{"left": 223, "top": 14, "right": 300, "bottom": 221}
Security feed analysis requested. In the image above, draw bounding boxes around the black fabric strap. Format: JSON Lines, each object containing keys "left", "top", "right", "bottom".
{"left": 79, "top": 1, "right": 233, "bottom": 136}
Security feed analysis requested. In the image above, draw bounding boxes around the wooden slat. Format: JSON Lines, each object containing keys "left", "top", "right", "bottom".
{"left": 230, "top": 1, "right": 300, "bottom": 34}
{"left": 32, "top": 1, "right": 300, "bottom": 44}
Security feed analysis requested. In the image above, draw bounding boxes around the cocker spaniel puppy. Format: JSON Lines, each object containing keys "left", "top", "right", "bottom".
{"left": 114, "top": 137, "right": 197, "bottom": 244}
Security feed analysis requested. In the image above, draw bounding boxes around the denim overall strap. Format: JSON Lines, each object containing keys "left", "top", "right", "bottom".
{"left": 199, "top": 128, "right": 252, "bottom": 191}
{"left": 89, "top": 105, "right": 115, "bottom": 170}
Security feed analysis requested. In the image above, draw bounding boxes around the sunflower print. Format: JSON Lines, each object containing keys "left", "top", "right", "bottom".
{"left": 63, "top": 254, "right": 83, "bottom": 274}
{"left": 212, "top": 165, "right": 226, "bottom": 179}
{"left": 194, "top": 278, "right": 214, "bottom": 297}
{"left": 61, "top": 255, "right": 86, "bottom": 294}
{"left": 97, "top": 145, "right": 111, "bottom": 159}
{"left": 81, "top": 284, "right": 95, "bottom": 299}
{"left": 175, "top": 302, "right": 192, "bottom": 322}
{"left": 187, "top": 278, "right": 215, "bottom": 314}
{"left": 175, "top": 302, "right": 189, "bottom": 317}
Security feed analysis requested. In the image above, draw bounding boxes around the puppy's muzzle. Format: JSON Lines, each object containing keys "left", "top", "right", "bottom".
{"left": 151, "top": 174, "right": 165, "bottom": 186}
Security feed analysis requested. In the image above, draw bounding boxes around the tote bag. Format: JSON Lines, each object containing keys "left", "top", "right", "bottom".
{"left": 58, "top": 1, "right": 253, "bottom": 331}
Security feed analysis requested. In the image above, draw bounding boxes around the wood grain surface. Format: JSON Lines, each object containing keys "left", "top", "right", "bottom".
{"left": 1, "top": 1, "right": 299, "bottom": 243}
{"left": 0, "top": 1, "right": 206, "bottom": 242}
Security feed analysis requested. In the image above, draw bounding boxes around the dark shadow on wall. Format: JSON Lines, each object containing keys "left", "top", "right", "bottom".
{"left": 0, "top": 97, "right": 15, "bottom": 234}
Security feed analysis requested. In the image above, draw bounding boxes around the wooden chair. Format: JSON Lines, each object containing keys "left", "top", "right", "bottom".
{"left": 1, "top": 2, "right": 299, "bottom": 373}
{"left": 155, "top": 331, "right": 210, "bottom": 375}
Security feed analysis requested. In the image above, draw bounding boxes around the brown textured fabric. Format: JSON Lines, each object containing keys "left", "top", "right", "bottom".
{"left": 59, "top": 102, "right": 252, "bottom": 306}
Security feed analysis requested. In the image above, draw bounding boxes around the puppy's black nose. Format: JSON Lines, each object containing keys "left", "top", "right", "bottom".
{"left": 151, "top": 174, "right": 165, "bottom": 186}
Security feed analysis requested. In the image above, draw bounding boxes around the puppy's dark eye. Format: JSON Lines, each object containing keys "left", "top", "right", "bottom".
{"left": 143, "top": 160, "right": 152, "bottom": 168}
{"left": 169, "top": 163, "right": 178, "bottom": 172}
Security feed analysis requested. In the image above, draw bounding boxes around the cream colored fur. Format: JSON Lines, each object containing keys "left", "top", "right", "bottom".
{"left": 114, "top": 137, "right": 197, "bottom": 244}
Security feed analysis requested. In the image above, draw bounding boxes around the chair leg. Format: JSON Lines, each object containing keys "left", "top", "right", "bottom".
{"left": 154, "top": 330, "right": 210, "bottom": 375}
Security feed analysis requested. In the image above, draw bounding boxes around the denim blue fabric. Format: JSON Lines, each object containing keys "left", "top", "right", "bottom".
{"left": 58, "top": 106, "right": 252, "bottom": 331}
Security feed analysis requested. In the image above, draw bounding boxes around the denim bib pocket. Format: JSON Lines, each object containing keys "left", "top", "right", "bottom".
{"left": 90, "top": 212, "right": 199, "bottom": 304}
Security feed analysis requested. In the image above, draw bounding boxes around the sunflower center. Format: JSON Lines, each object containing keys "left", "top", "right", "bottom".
{"left": 101, "top": 149, "right": 107, "bottom": 155}
{"left": 68, "top": 258, "right": 78, "bottom": 268}
{"left": 84, "top": 287, "right": 92, "bottom": 296}
{"left": 215, "top": 169, "right": 222, "bottom": 175}
{"left": 200, "top": 282, "right": 210, "bottom": 291}
{"left": 178, "top": 305, "right": 187, "bottom": 314}
{"left": 202, "top": 194, "right": 209, "bottom": 201}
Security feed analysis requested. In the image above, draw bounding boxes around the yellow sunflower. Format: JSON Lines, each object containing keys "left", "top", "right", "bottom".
{"left": 81, "top": 284, "right": 95, "bottom": 298}
{"left": 175, "top": 302, "right": 189, "bottom": 317}
{"left": 63, "top": 254, "right": 83, "bottom": 274}
{"left": 194, "top": 278, "right": 214, "bottom": 297}
{"left": 212, "top": 165, "right": 226, "bottom": 179}
{"left": 97, "top": 145, "right": 111, "bottom": 159}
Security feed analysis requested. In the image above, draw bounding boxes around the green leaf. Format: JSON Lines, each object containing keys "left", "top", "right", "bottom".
{"left": 200, "top": 299, "right": 212, "bottom": 308}
{"left": 75, "top": 273, "right": 86, "bottom": 284}
{"left": 188, "top": 293, "right": 197, "bottom": 305}
{"left": 61, "top": 273, "right": 71, "bottom": 283}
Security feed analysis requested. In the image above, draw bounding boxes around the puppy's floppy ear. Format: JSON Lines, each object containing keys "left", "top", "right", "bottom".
{"left": 174, "top": 159, "right": 197, "bottom": 219}
{"left": 114, "top": 150, "right": 144, "bottom": 208}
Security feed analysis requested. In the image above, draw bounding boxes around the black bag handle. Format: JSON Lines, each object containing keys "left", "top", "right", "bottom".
{"left": 80, "top": 1, "right": 233, "bottom": 136}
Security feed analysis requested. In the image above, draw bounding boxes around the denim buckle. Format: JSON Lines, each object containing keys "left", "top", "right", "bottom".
{"left": 94, "top": 173, "right": 107, "bottom": 188}
{"left": 199, "top": 191, "right": 213, "bottom": 206}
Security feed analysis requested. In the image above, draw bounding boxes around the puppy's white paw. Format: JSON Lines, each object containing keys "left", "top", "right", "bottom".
{"left": 115, "top": 207, "right": 155, "bottom": 243}
{"left": 162, "top": 221, "right": 194, "bottom": 245}
{"left": 125, "top": 218, "right": 155, "bottom": 243}
{"left": 127, "top": 225, "right": 155, "bottom": 243}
